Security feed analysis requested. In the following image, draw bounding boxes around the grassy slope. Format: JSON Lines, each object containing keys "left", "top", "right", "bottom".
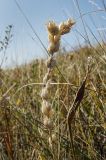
{"left": 0, "top": 45, "right": 106, "bottom": 160}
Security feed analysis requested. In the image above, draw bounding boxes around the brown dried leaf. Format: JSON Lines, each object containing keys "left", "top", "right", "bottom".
{"left": 67, "top": 76, "right": 87, "bottom": 123}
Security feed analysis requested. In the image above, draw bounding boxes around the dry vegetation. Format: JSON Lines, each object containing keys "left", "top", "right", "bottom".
{"left": 0, "top": 42, "right": 106, "bottom": 159}
{"left": 0, "top": 1, "right": 106, "bottom": 159}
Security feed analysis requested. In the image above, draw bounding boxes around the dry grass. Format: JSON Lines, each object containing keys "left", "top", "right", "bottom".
{"left": 0, "top": 0, "right": 106, "bottom": 158}
{"left": 0, "top": 43, "right": 106, "bottom": 159}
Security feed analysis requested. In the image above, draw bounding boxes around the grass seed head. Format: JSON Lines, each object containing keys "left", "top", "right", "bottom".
{"left": 54, "top": 34, "right": 61, "bottom": 43}
{"left": 49, "top": 133, "right": 57, "bottom": 147}
{"left": 47, "top": 21, "right": 59, "bottom": 35}
{"left": 59, "top": 18, "right": 75, "bottom": 35}
{"left": 59, "top": 22, "right": 70, "bottom": 35}
{"left": 46, "top": 79, "right": 53, "bottom": 90}
{"left": 46, "top": 56, "right": 56, "bottom": 68}
{"left": 43, "top": 72, "right": 51, "bottom": 84}
{"left": 41, "top": 100, "right": 52, "bottom": 117}
{"left": 41, "top": 87, "right": 49, "bottom": 100}
{"left": 66, "top": 18, "right": 75, "bottom": 27}
{"left": 48, "top": 42, "right": 60, "bottom": 54}
{"left": 43, "top": 117, "right": 53, "bottom": 129}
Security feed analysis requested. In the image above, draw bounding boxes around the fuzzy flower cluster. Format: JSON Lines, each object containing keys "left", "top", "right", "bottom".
{"left": 41, "top": 18, "right": 75, "bottom": 131}
{"left": 47, "top": 19, "right": 75, "bottom": 55}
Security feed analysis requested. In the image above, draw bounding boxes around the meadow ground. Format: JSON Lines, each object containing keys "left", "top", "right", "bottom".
{"left": 0, "top": 43, "right": 106, "bottom": 159}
